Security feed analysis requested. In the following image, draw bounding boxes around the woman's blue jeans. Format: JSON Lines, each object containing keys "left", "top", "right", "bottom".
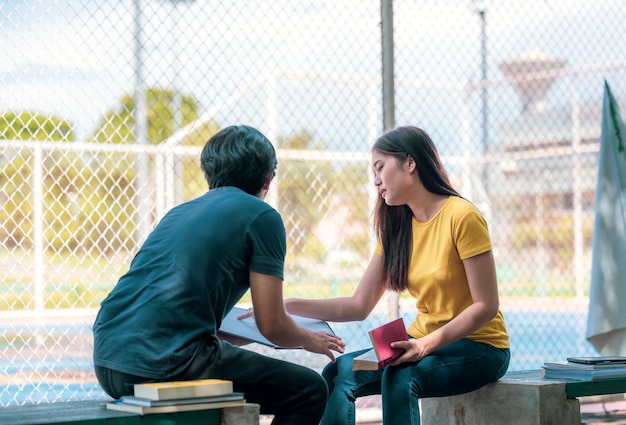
{"left": 320, "top": 338, "right": 510, "bottom": 425}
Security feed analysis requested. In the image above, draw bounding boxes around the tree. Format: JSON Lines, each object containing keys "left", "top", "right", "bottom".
{"left": 274, "top": 130, "right": 371, "bottom": 288}
{"left": 275, "top": 131, "right": 332, "bottom": 260}
{"left": 0, "top": 111, "right": 77, "bottom": 250}
{"left": 89, "top": 87, "right": 200, "bottom": 145}
{"left": 85, "top": 87, "right": 212, "bottom": 252}
{"left": 179, "top": 120, "right": 221, "bottom": 201}
{"left": 0, "top": 111, "right": 73, "bottom": 141}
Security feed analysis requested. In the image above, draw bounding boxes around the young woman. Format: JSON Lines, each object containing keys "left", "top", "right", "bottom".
{"left": 283, "top": 125, "right": 510, "bottom": 424}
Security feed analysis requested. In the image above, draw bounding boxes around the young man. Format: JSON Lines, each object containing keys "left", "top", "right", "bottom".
{"left": 93, "top": 125, "right": 345, "bottom": 424}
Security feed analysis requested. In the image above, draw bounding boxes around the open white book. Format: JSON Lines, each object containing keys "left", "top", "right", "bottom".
{"left": 219, "top": 306, "right": 335, "bottom": 349}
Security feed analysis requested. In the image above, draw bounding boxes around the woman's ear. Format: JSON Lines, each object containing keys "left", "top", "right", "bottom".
{"left": 406, "top": 155, "right": 416, "bottom": 172}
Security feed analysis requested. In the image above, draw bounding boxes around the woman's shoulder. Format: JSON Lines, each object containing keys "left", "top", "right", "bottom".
{"left": 445, "top": 195, "right": 480, "bottom": 213}
{"left": 443, "top": 196, "right": 488, "bottom": 224}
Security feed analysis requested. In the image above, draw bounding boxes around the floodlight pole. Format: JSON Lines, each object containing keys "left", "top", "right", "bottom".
{"left": 381, "top": 0, "right": 395, "bottom": 135}
{"left": 381, "top": 0, "right": 399, "bottom": 320}
{"left": 478, "top": 7, "right": 487, "bottom": 157}
{"left": 166, "top": 0, "right": 195, "bottom": 210}
{"left": 133, "top": 0, "right": 151, "bottom": 245}
{"left": 473, "top": 1, "right": 489, "bottom": 189}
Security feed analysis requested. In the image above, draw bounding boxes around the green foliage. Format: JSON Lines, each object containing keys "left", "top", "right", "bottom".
{"left": 0, "top": 111, "right": 76, "bottom": 250}
{"left": 0, "top": 111, "right": 74, "bottom": 141}
{"left": 82, "top": 86, "right": 206, "bottom": 252}
{"left": 276, "top": 131, "right": 371, "bottom": 268}
{"left": 43, "top": 153, "right": 92, "bottom": 252}
{"left": 511, "top": 214, "right": 593, "bottom": 269}
{"left": 1, "top": 88, "right": 208, "bottom": 255}
{"left": 180, "top": 120, "right": 221, "bottom": 201}
{"left": 0, "top": 156, "right": 33, "bottom": 247}
{"left": 88, "top": 87, "right": 199, "bottom": 144}
{"left": 332, "top": 162, "right": 371, "bottom": 262}
{"left": 276, "top": 131, "right": 331, "bottom": 258}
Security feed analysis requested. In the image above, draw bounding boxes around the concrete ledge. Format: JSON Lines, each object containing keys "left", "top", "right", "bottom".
{"left": 352, "top": 371, "right": 626, "bottom": 424}
{"left": 222, "top": 403, "right": 260, "bottom": 425}
{"left": 421, "top": 376, "right": 580, "bottom": 425}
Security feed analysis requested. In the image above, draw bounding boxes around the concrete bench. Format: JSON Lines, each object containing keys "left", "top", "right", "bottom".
{"left": 0, "top": 399, "right": 260, "bottom": 425}
{"left": 421, "top": 369, "right": 626, "bottom": 425}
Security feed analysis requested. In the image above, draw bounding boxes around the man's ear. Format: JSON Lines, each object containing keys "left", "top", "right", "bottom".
{"left": 262, "top": 176, "right": 272, "bottom": 191}
{"left": 256, "top": 176, "right": 272, "bottom": 200}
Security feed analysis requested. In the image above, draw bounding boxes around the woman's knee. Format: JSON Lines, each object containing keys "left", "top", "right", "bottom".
{"left": 322, "top": 360, "right": 338, "bottom": 385}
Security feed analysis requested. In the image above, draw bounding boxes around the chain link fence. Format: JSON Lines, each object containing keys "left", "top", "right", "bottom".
{"left": 1, "top": 0, "right": 625, "bottom": 407}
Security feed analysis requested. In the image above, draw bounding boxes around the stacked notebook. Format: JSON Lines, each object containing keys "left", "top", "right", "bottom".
{"left": 106, "top": 378, "right": 245, "bottom": 414}
{"left": 542, "top": 356, "right": 626, "bottom": 381}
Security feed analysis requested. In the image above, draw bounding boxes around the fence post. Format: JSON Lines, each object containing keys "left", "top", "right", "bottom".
{"left": 32, "top": 145, "right": 45, "bottom": 312}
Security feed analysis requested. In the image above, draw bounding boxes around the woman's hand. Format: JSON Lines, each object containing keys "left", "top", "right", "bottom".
{"left": 389, "top": 338, "right": 430, "bottom": 365}
{"left": 236, "top": 307, "right": 254, "bottom": 320}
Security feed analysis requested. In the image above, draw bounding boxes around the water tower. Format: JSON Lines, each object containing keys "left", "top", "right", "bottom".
{"left": 499, "top": 49, "right": 566, "bottom": 113}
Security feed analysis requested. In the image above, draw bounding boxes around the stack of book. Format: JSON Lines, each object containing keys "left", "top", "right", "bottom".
{"left": 542, "top": 356, "right": 626, "bottom": 381}
{"left": 106, "top": 378, "right": 245, "bottom": 415}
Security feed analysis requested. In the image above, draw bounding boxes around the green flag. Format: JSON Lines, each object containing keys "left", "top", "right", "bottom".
{"left": 586, "top": 80, "right": 626, "bottom": 354}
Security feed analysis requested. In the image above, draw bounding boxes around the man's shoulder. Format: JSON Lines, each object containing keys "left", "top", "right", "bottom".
{"left": 213, "top": 188, "right": 283, "bottom": 227}
{"left": 196, "top": 187, "right": 275, "bottom": 211}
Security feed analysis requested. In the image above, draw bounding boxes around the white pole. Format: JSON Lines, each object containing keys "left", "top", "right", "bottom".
{"left": 266, "top": 74, "right": 278, "bottom": 208}
{"left": 133, "top": 0, "right": 151, "bottom": 244}
{"left": 571, "top": 79, "right": 584, "bottom": 299}
{"left": 461, "top": 87, "right": 473, "bottom": 201}
{"left": 32, "top": 145, "right": 44, "bottom": 312}
{"left": 367, "top": 81, "right": 378, "bottom": 246}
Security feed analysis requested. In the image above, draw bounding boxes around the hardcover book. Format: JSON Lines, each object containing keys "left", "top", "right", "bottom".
{"left": 352, "top": 318, "right": 408, "bottom": 371}
{"left": 133, "top": 379, "right": 233, "bottom": 401}
{"left": 106, "top": 398, "right": 245, "bottom": 415}
{"left": 566, "top": 356, "right": 626, "bottom": 365}
{"left": 120, "top": 392, "right": 244, "bottom": 407}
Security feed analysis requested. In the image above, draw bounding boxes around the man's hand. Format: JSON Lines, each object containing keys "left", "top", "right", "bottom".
{"left": 302, "top": 330, "right": 346, "bottom": 362}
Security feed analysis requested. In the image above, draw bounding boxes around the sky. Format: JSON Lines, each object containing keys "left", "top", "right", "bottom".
{"left": 1, "top": 0, "right": 624, "bottom": 151}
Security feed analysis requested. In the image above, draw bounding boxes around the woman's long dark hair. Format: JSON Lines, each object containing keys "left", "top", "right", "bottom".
{"left": 373, "top": 126, "right": 460, "bottom": 292}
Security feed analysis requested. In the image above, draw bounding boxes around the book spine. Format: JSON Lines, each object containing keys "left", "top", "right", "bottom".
{"left": 378, "top": 354, "right": 399, "bottom": 368}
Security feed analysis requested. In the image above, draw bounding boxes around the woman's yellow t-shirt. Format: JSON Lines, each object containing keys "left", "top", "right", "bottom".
{"left": 375, "top": 196, "right": 510, "bottom": 349}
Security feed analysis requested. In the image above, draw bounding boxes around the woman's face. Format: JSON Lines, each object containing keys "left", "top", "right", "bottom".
{"left": 371, "top": 150, "right": 414, "bottom": 206}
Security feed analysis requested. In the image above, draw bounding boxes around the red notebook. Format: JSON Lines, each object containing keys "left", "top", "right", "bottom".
{"left": 353, "top": 318, "right": 408, "bottom": 370}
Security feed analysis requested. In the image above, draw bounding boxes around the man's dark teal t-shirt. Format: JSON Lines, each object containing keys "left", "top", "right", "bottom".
{"left": 92, "top": 187, "right": 286, "bottom": 378}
